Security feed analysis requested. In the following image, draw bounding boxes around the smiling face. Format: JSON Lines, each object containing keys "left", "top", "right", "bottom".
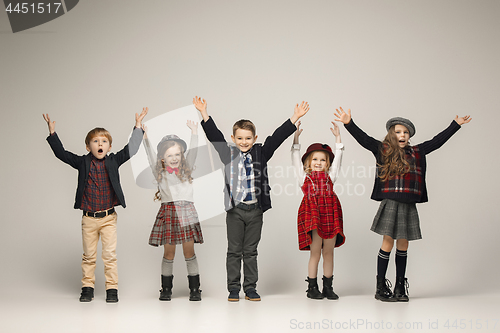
{"left": 231, "top": 128, "right": 258, "bottom": 153}
{"left": 309, "top": 151, "right": 328, "bottom": 172}
{"left": 163, "top": 143, "right": 182, "bottom": 169}
{"left": 394, "top": 124, "right": 410, "bottom": 148}
{"left": 86, "top": 135, "right": 111, "bottom": 159}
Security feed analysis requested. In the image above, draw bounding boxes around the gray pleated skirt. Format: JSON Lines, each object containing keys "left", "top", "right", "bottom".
{"left": 371, "top": 199, "right": 422, "bottom": 241}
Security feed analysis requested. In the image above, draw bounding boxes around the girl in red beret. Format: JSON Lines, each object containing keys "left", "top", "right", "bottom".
{"left": 292, "top": 121, "right": 345, "bottom": 300}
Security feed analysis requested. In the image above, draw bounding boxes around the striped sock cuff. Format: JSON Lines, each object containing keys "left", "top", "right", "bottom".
{"left": 396, "top": 249, "right": 408, "bottom": 257}
{"left": 378, "top": 249, "right": 391, "bottom": 260}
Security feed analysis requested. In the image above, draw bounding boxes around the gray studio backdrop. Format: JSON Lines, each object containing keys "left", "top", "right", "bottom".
{"left": 1, "top": 0, "right": 499, "bottom": 301}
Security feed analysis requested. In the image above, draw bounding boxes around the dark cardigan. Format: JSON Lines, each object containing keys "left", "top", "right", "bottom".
{"left": 201, "top": 116, "right": 296, "bottom": 213}
{"left": 46, "top": 127, "right": 144, "bottom": 209}
{"left": 344, "top": 119, "right": 461, "bottom": 203}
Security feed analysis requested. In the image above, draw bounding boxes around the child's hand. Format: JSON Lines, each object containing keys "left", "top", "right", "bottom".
{"left": 136, "top": 107, "right": 148, "bottom": 128}
{"left": 454, "top": 115, "right": 472, "bottom": 126}
{"left": 334, "top": 107, "right": 351, "bottom": 125}
{"left": 291, "top": 101, "right": 310, "bottom": 124}
{"left": 293, "top": 121, "right": 303, "bottom": 144}
{"left": 330, "top": 121, "right": 340, "bottom": 137}
{"left": 193, "top": 96, "right": 209, "bottom": 122}
{"left": 187, "top": 120, "right": 198, "bottom": 134}
{"left": 42, "top": 114, "right": 56, "bottom": 134}
{"left": 330, "top": 121, "right": 342, "bottom": 143}
{"left": 193, "top": 96, "right": 207, "bottom": 112}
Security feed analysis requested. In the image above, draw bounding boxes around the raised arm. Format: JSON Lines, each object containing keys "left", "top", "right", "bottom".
{"left": 114, "top": 108, "right": 148, "bottom": 165}
{"left": 290, "top": 101, "right": 310, "bottom": 124}
{"left": 329, "top": 121, "right": 344, "bottom": 184}
{"left": 418, "top": 115, "right": 469, "bottom": 155}
{"left": 142, "top": 127, "right": 159, "bottom": 178}
{"left": 185, "top": 120, "right": 199, "bottom": 168}
{"left": 193, "top": 96, "right": 209, "bottom": 122}
{"left": 334, "top": 107, "right": 380, "bottom": 155}
{"left": 291, "top": 121, "right": 305, "bottom": 185}
{"left": 42, "top": 114, "right": 56, "bottom": 135}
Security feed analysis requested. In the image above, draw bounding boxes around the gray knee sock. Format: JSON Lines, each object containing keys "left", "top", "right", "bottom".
{"left": 185, "top": 255, "right": 199, "bottom": 276}
{"left": 162, "top": 258, "right": 174, "bottom": 276}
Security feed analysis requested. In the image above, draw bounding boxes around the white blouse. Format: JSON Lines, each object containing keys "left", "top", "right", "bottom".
{"left": 143, "top": 134, "right": 198, "bottom": 203}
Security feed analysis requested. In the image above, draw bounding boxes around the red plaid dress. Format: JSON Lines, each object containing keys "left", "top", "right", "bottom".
{"left": 297, "top": 171, "right": 345, "bottom": 250}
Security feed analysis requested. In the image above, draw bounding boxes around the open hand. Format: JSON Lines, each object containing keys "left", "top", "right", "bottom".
{"left": 136, "top": 107, "right": 148, "bottom": 128}
{"left": 334, "top": 107, "right": 351, "bottom": 124}
{"left": 42, "top": 114, "right": 56, "bottom": 134}
{"left": 187, "top": 120, "right": 198, "bottom": 134}
{"left": 455, "top": 115, "right": 471, "bottom": 126}
{"left": 330, "top": 121, "right": 340, "bottom": 137}
{"left": 193, "top": 96, "right": 207, "bottom": 113}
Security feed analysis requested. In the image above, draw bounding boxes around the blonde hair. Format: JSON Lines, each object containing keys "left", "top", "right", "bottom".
{"left": 302, "top": 151, "right": 331, "bottom": 174}
{"left": 378, "top": 126, "right": 414, "bottom": 182}
{"left": 85, "top": 128, "right": 112, "bottom": 146}
{"left": 153, "top": 141, "right": 193, "bottom": 201}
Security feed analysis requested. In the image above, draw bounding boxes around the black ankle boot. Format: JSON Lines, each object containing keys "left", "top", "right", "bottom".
{"left": 306, "top": 277, "right": 324, "bottom": 300}
{"left": 375, "top": 276, "right": 396, "bottom": 302}
{"left": 393, "top": 277, "right": 409, "bottom": 302}
{"left": 188, "top": 275, "right": 202, "bottom": 301}
{"left": 322, "top": 276, "right": 339, "bottom": 300}
{"left": 160, "top": 275, "right": 173, "bottom": 301}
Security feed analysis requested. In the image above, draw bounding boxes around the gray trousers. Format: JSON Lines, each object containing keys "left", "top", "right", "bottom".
{"left": 226, "top": 207, "right": 264, "bottom": 292}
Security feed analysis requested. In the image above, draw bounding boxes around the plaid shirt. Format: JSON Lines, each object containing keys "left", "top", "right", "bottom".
{"left": 230, "top": 149, "right": 256, "bottom": 204}
{"left": 81, "top": 155, "right": 118, "bottom": 212}
{"left": 380, "top": 146, "right": 423, "bottom": 196}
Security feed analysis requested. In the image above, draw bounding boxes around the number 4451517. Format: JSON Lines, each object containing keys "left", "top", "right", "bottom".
{"left": 5, "top": 2, "right": 62, "bottom": 14}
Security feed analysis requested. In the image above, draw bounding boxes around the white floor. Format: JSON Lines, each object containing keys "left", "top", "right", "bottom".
{"left": 1, "top": 289, "right": 499, "bottom": 333}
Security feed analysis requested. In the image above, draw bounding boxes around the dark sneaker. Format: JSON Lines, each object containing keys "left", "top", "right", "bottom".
{"left": 106, "top": 289, "right": 119, "bottom": 303}
{"left": 79, "top": 287, "right": 94, "bottom": 302}
{"left": 244, "top": 288, "right": 261, "bottom": 301}
{"left": 228, "top": 289, "right": 239, "bottom": 302}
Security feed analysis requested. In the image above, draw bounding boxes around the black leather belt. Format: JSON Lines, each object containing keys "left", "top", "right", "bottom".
{"left": 83, "top": 207, "right": 115, "bottom": 218}
{"left": 235, "top": 202, "right": 259, "bottom": 211}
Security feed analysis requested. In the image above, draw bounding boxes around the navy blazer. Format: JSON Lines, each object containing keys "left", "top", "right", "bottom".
{"left": 46, "top": 127, "right": 144, "bottom": 210}
{"left": 201, "top": 116, "right": 296, "bottom": 213}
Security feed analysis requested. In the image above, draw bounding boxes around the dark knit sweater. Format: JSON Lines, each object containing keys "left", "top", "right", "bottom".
{"left": 344, "top": 119, "right": 461, "bottom": 203}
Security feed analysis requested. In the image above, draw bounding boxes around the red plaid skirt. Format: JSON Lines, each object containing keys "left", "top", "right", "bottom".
{"left": 297, "top": 172, "right": 345, "bottom": 251}
{"left": 149, "top": 201, "right": 204, "bottom": 246}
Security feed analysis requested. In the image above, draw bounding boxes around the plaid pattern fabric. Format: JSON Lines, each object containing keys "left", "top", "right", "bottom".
{"left": 297, "top": 171, "right": 345, "bottom": 251}
{"left": 371, "top": 199, "right": 421, "bottom": 240}
{"left": 81, "top": 156, "right": 118, "bottom": 212}
{"left": 149, "top": 201, "right": 203, "bottom": 246}
{"left": 230, "top": 149, "right": 256, "bottom": 204}
{"left": 380, "top": 146, "right": 423, "bottom": 196}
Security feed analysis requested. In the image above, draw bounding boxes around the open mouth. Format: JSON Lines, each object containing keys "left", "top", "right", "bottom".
{"left": 98, "top": 149, "right": 103, "bottom": 153}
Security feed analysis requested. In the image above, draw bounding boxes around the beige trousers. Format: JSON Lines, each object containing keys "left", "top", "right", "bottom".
{"left": 81, "top": 212, "right": 118, "bottom": 290}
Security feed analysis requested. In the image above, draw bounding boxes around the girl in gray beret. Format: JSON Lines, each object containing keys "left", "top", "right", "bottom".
{"left": 334, "top": 108, "right": 471, "bottom": 302}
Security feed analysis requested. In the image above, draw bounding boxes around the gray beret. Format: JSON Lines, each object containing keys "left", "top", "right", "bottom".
{"left": 157, "top": 134, "right": 187, "bottom": 151}
{"left": 386, "top": 117, "right": 416, "bottom": 137}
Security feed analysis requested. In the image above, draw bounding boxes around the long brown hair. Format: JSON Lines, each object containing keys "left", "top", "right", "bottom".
{"left": 154, "top": 141, "right": 193, "bottom": 201}
{"left": 303, "top": 151, "right": 331, "bottom": 175}
{"left": 378, "top": 126, "right": 413, "bottom": 182}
